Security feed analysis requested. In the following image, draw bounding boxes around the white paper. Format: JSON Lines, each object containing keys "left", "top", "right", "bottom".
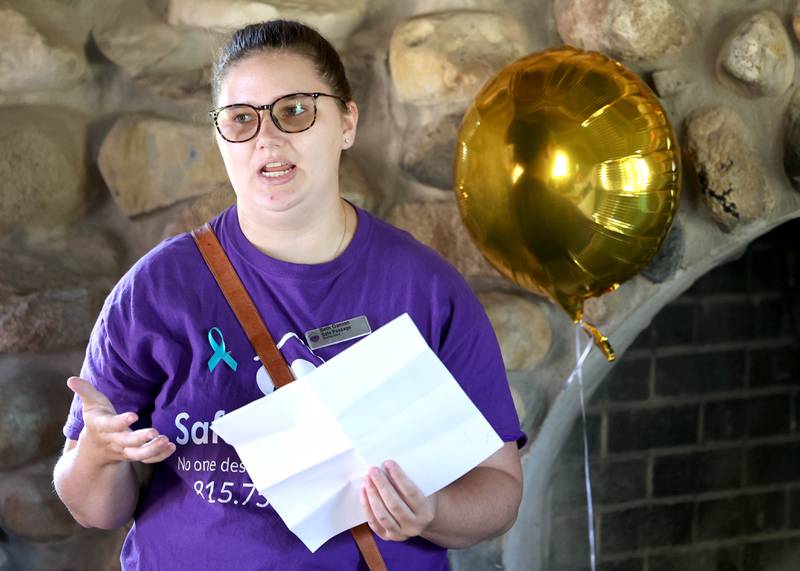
{"left": 211, "top": 313, "right": 503, "bottom": 552}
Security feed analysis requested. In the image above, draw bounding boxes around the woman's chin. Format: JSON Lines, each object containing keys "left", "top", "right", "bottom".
{"left": 240, "top": 190, "right": 302, "bottom": 216}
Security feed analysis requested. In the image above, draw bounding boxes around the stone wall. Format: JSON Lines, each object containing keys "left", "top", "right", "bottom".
{"left": 547, "top": 220, "right": 800, "bottom": 571}
{"left": 0, "top": 0, "right": 799, "bottom": 570}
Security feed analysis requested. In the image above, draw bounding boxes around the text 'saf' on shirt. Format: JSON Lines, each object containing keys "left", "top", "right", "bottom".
{"left": 64, "top": 203, "right": 526, "bottom": 571}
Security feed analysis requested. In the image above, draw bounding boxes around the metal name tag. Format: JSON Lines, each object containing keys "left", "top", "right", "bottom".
{"left": 304, "top": 315, "right": 372, "bottom": 350}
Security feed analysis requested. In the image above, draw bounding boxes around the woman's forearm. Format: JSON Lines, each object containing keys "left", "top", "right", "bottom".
{"left": 53, "top": 440, "right": 140, "bottom": 530}
{"left": 420, "top": 466, "right": 522, "bottom": 549}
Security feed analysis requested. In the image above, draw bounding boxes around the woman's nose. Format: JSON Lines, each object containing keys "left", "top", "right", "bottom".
{"left": 255, "top": 111, "right": 286, "bottom": 147}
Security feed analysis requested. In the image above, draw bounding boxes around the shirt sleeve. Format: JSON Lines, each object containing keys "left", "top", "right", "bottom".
{"left": 62, "top": 273, "right": 173, "bottom": 441}
{"left": 436, "top": 274, "right": 528, "bottom": 449}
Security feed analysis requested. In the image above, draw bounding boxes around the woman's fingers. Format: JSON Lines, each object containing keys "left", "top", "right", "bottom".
{"left": 66, "top": 376, "right": 175, "bottom": 466}
{"left": 361, "top": 487, "right": 387, "bottom": 537}
{"left": 69, "top": 377, "right": 137, "bottom": 440}
{"left": 94, "top": 411, "right": 138, "bottom": 435}
{"left": 67, "top": 377, "right": 116, "bottom": 413}
{"left": 384, "top": 460, "right": 426, "bottom": 513}
{"left": 364, "top": 469, "right": 414, "bottom": 541}
{"left": 369, "top": 467, "right": 415, "bottom": 525}
{"left": 139, "top": 442, "right": 177, "bottom": 465}
{"left": 364, "top": 478, "right": 397, "bottom": 539}
{"left": 123, "top": 436, "right": 176, "bottom": 463}
{"left": 107, "top": 426, "right": 158, "bottom": 450}
{"left": 360, "top": 462, "right": 436, "bottom": 542}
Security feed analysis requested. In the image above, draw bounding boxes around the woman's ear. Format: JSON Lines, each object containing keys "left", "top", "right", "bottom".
{"left": 342, "top": 100, "right": 359, "bottom": 150}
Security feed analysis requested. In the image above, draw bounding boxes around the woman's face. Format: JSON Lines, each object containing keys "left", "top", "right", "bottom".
{"left": 214, "top": 51, "right": 357, "bottom": 218}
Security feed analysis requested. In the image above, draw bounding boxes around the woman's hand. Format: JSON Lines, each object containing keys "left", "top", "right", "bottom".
{"left": 360, "top": 460, "right": 437, "bottom": 542}
{"left": 67, "top": 376, "right": 176, "bottom": 466}
{"left": 360, "top": 444, "right": 522, "bottom": 549}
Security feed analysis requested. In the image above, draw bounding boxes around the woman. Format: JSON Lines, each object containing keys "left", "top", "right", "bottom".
{"left": 54, "top": 20, "right": 525, "bottom": 570}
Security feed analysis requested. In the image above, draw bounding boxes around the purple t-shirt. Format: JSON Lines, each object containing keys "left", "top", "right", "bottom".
{"left": 64, "top": 203, "right": 526, "bottom": 571}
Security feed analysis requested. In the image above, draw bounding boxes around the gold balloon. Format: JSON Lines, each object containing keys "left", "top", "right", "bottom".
{"left": 454, "top": 48, "right": 681, "bottom": 359}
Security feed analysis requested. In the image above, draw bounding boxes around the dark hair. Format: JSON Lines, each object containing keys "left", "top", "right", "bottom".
{"left": 211, "top": 20, "right": 353, "bottom": 108}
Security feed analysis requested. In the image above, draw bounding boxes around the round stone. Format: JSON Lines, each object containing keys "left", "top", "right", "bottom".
{"left": 554, "top": 0, "right": 693, "bottom": 62}
{"left": 0, "top": 107, "right": 87, "bottom": 236}
{"left": 0, "top": 8, "right": 87, "bottom": 93}
{"left": 718, "top": 10, "right": 794, "bottom": 97}
{"left": 0, "top": 373, "right": 69, "bottom": 470}
{"left": 93, "top": 7, "right": 181, "bottom": 77}
{"left": 652, "top": 69, "right": 692, "bottom": 98}
{"left": 98, "top": 115, "right": 229, "bottom": 217}
{"left": 478, "top": 291, "right": 552, "bottom": 370}
{"left": 0, "top": 468, "right": 81, "bottom": 541}
{"left": 684, "top": 106, "right": 773, "bottom": 231}
{"left": 389, "top": 11, "right": 529, "bottom": 106}
{"left": 784, "top": 88, "right": 800, "bottom": 193}
{"left": 641, "top": 220, "right": 685, "bottom": 283}
{"left": 387, "top": 200, "right": 499, "bottom": 278}
{"left": 0, "top": 288, "right": 105, "bottom": 353}
{"left": 0, "top": 228, "right": 118, "bottom": 352}
{"left": 165, "top": 0, "right": 368, "bottom": 48}
{"left": 401, "top": 114, "right": 462, "bottom": 190}
{"left": 794, "top": 1, "right": 800, "bottom": 42}
{"left": 4, "top": 527, "right": 127, "bottom": 570}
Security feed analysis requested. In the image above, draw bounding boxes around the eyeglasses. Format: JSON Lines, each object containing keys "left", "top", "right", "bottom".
{"left": 209, "top": 92, "right": 347, "bottom": 143}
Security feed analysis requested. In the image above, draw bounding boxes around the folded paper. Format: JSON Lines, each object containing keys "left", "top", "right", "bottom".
{"left": 211, "top": 313, "right": 503, "bottom": 552}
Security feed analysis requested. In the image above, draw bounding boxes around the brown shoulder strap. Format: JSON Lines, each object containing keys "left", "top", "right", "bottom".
{"left": 191, "top": 223, "right": 294, "bottom": 388}
{"left": 191, "top": 223, "right": 387, "bottom": 571}
{"left": 351, "top": 521, "right": 388, "bottom": 571}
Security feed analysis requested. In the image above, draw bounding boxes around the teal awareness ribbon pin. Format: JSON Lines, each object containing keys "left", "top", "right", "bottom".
{"left": 207, "top": 327, "right": 238, "bottom": 373}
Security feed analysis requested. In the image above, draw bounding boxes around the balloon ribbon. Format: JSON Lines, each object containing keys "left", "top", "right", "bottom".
{"left": 566, "top": 325, "right": 597, "bottom": 571}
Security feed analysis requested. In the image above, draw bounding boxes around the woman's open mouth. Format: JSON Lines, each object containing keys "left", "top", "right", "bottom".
{"left": 259, "top": 161, "right": 297, "bottom": 184}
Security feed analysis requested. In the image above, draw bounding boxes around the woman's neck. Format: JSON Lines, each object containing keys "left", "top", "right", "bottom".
{"left": 236, "top": 197, "right": 355, "bottom": 264}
